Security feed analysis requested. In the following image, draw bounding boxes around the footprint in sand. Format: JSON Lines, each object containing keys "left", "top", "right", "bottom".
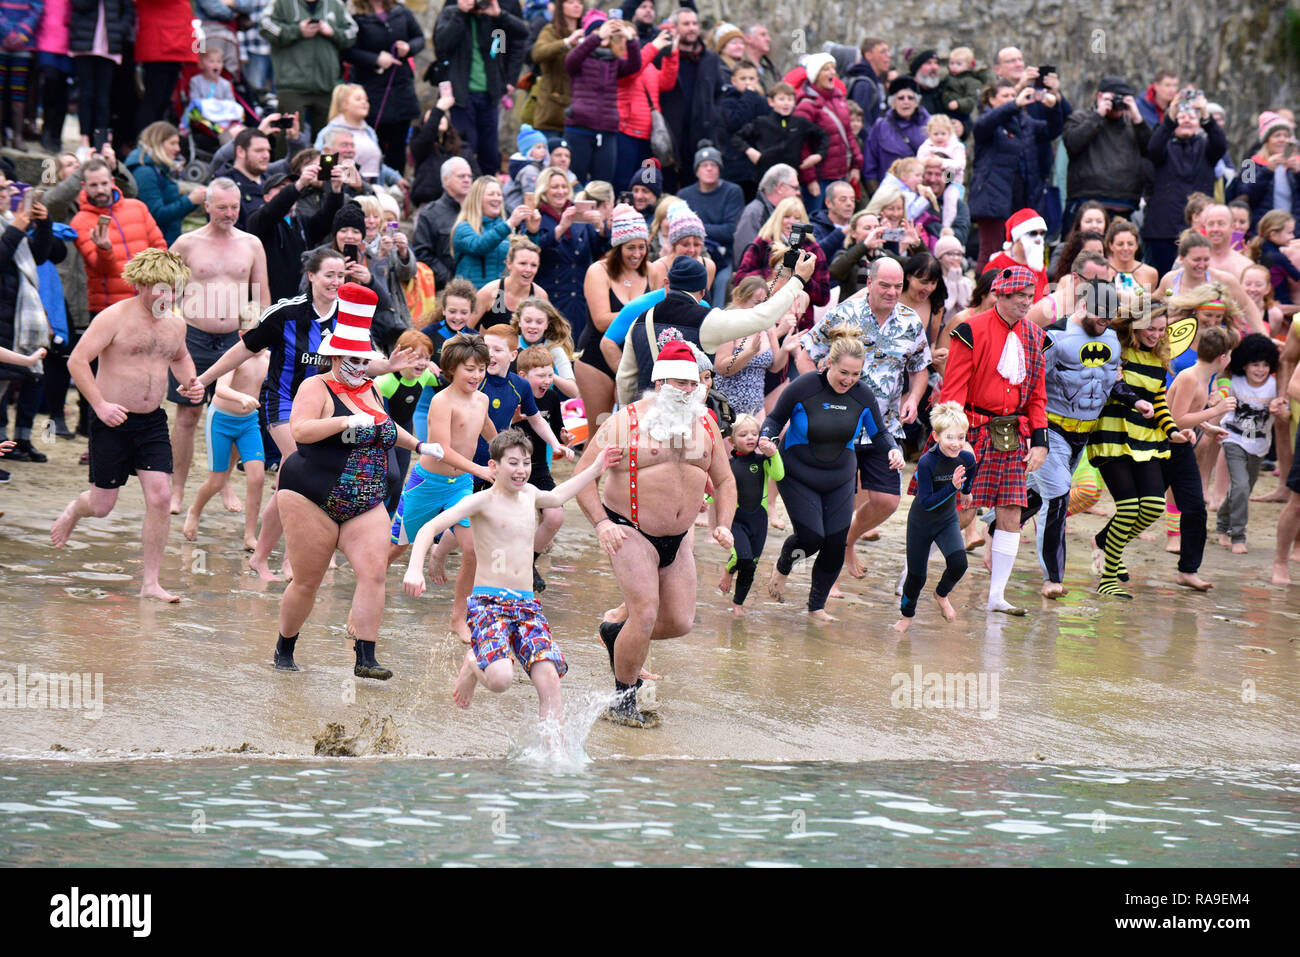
{"left": 62, "top": 587, "right": 111, "bottom": 600}
{"left": 67, "top": 571, "right": 134, "bottom": 582}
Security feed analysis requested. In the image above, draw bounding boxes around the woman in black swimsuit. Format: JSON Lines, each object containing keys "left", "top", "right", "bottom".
{"left": 472, "top": 235, "right": 547, "bottom": 327}
{"left": 274, "top": 284, "right": 444, "bottom": 681}
{"left": 578, "top": 205, "right": 654, "bottom": 430}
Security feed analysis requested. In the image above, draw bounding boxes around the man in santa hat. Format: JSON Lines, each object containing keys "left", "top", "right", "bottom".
{"left": 985, "top": 208, "right": 1051, "bottom": 302}
{"left": 573, "top": 339, "right": 737, "bottom": 728}
{"left": 937, "top": 265, "right": 1049, "bottom": 616}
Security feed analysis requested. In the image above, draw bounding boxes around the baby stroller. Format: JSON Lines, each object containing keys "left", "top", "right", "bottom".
{"left": 170, "top": 62, "right": 264, "bottom": 183}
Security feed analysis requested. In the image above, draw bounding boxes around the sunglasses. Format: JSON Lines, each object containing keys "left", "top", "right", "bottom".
{"left": 894, "top": 94, "right": 918, "bottom": 101}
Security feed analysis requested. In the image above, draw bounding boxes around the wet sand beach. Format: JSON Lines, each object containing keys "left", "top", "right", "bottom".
{"left": 2, "top": 427, "right": 1296, "bottom": 768}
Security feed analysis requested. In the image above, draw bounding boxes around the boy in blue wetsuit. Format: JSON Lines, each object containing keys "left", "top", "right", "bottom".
{"left": 718, "top": 415, "right": 784, "bottom": 615}
{"left": 403, "top": 429, "right": 621, "bottom": 723}
{"left": 894, "top": 402, "right": 977, "bottom": 633}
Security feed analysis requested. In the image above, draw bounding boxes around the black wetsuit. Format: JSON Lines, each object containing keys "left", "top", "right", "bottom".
{"left": 900, "top": 448, "right": 976, "bottom": 618}
{"left": 727, "top": 448, "right": 783, "bottom": 606}
{"left": 519, "top": 384, "right": 564, "bottom": 491}
{"left": 761, "top": 370, "right": 895, "bottom": 611}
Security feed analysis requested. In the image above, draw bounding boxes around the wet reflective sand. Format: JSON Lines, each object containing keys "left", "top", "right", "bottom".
{"left": 1, "top": 436, "right": 1297, "bottom": 766}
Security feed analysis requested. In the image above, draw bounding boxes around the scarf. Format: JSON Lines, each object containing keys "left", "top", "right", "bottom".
{"left": 325, "top": 375, "right": 388, "bottom": 422}
{"left": 6, "top": 218, "right": 50, "bottom": 374}
{"left": 996, "top": 324, "right": 1027, "bottom": 386}
{"left": 539, "top": 201, "right": 570, "bottom": 233}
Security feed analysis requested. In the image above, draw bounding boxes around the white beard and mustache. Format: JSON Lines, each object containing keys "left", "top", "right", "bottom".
{"left": 1019, "top": 235, "right": 1046, "bottom": 271}
{"left": 916, "top": 71, "right": 941, "bottom": 90}
{"left": 640, "top": 385, "right": 707, "bottom": 442}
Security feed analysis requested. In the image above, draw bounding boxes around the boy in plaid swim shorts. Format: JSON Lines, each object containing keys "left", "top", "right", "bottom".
{"left": 404, "top": 428, "right": 621, "bottom": 720}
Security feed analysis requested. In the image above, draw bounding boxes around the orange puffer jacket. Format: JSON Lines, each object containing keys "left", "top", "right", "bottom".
{"left": 71, "top": 189, "right": 168, "bottom": 313}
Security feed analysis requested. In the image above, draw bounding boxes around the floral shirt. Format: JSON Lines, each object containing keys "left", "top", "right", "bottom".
{"left": 800, "top": 298, "right": 930, "bottom": 437}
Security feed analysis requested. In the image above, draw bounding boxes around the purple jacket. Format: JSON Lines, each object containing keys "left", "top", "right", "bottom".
{"left": 863, "top": 108, "right": 931, "bottom": 183}
{"left": 565, "top": 32, "right": 641, "bottom": 132}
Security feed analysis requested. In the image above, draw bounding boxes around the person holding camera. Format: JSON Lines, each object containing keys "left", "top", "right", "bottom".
{"left": 969, "top": 78, "right": 1052, "bottom": 271}
{"left": 431, "top": 0, "right": 529, "bottom": 179}
{"left": 564, "top": 10, "right": 641, "bottom": 185}
{"left": 1061, "top": 76, "right": 1152, "bottom": 233}
{"left": 247, "top": 153, "right": 346, "bottom": 302}
{"left": 733, "top": 196, "right": 830, "bottom": 329}
{"left": 1141, "top": 89, "right": 1227, "bottom": 277}
{"left": 1228, "top": 112, "right": 1300, "bottom": 232}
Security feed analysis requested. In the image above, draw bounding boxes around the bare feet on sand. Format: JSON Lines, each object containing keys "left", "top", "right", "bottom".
{"left": 936, "top": 594, "right": 957, "bottom": 620}
{"left": 1040, "top": 582, "right": 1068, "bottom": 599}
{"left": 248, "top": 555, "right": 281, "bottom": 582}
{"left": 770, "top": 514, "right": 786, "bottom": 530}
{"left": 1231, "top": 542, "right": 1248, "bottom": 554}
{"left": 50, "top": 503, "right": 80, "bottom": 548}
{"left": 222, "top": 487, "right": 242, "bottom": 512}
{"left": 452, "top": 650, "right": 479, "bottom": 708}
{"left": 844, "top": 544, "right": 867, "bottom": 578}
{"left": 1174, "top": 571, "right": 1212, "bottom": 591}
{"left": 139, "top": 583, "right": 180, "bottom": 603}
{"left": 809, "top": 608, "right": 838, "bottom": 622}
{"left": 730, "top": 604, "right": 746, "bottom": 617}
{"left": 169, "top": 497, "right": 183, "bottom": 515}
{"left": 861, "top": 528, "right": 881, "bottom": 542}
{"left": 892, "top": 617, "right": 911, "bottom": 632}
{"left": 244, "top": 535, "right": 257, "bottom": 552}
{"left": 182, "top": 508, "right": 200, "bottom": 541}
{"left": 452, "top": 616, "right": 471, "bottom": 644}
{"left": 1165, "top": 533, "right": 1181, "bottom": 553}
{"left": 1251, "top": 488, "right": 1290, "bottom": 503}
{"left": 981, "top": 525, "right": 993, "bottom": 571}
{"left": 828, "top": 583, "right": 844, "bottom": 599}
{"left": 428, "top": 549, "right": 448, "bottom": 586}
{"left": 1272, "top": 562, "right": 1291, "bottom": 585}
{"left": 767, "top": 568, "right": 787, "bottom": 601}
{"left": 718, "top": 569, "right": 733, "bottom": 594}
{"left": 1217, "top": 533, "right": 1232, "bottom": 548}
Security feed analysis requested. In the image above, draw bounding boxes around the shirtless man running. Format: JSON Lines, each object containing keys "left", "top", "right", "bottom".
{"left": 167, "top": 177, "right": 270, "bottom": 514}
{"left": 50, "top": 249, "right": 203, "bottom": 601}
{"left": 573, "top": 340, "right": 736, "bottom": 727}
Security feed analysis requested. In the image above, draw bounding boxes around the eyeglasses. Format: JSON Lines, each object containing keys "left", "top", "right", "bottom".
{"left": 893, "top": 94, "right": 917, "bottom": 102}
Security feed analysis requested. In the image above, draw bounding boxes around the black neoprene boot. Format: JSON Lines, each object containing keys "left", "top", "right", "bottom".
{"left": 274, "top": 633, "right": 300, "bottom": 671}
{"left": 354, "top": 640, "right": 393, "bottom": 681}
{"left": 608, "top": 678, "right": 656, "bottom": 728}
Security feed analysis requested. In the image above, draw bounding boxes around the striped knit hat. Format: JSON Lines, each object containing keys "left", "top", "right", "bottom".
{"left": 610, "top": 203, "right": 649, "bottom": 246}
{"left": 666, "top": 203, "right": 706, "bottom": 247}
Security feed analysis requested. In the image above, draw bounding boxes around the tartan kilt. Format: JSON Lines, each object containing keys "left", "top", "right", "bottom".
{"left": 967, "top": 425, "right": 1028, "bottom": 508}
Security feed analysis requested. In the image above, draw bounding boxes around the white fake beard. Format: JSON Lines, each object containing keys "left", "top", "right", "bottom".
{"left": 338, "top": 358, "right": 369, "bottom": 387}
{"left": 1019, "top": 235, "right": 1046, "bottom": 271}
{"left": 640, "top": 385, "right": 706, "bottom": 442}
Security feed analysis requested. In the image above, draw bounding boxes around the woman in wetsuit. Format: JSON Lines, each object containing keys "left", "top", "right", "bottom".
{"left": 577, "top": 205, "right": 653, "bottom": 431}
{"left": 761, "top": 328, "right": 903, "bottom": 620}
{"left": 273, "top": 284, "right": 444, "bottom": 680}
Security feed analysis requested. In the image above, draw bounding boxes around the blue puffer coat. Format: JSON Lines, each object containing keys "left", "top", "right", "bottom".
{"left": 967, "top": 101, "right": 1049, "bottom": 221}
{"left": 125, "top": 148, "right": 193, "bottom": 246}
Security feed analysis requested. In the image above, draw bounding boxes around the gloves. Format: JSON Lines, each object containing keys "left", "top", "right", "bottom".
{"left": 345, "top": 413, "right": 375, "bottom": 429}
{"left": 418, "top": 442, "right": 445, "bottom": 460}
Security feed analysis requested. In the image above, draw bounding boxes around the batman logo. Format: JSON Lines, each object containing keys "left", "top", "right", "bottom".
{"left": 1079, "top": 341, "right": 1112, "bottom": 367}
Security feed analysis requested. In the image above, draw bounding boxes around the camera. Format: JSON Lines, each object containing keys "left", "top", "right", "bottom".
{"left": 783, "top": 222, "right": 811, "bottom": 269}
{"left": 1033, "top": 65, "right": 1055, "bottom": 90}
{"left": 474, "top": 0, "right": 490, "bottom": 10}
{"left": 881, "top": 227, "right": 906, "bottom": 243}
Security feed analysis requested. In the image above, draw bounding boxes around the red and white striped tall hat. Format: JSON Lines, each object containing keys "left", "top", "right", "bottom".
{"left": 318, "top": 283, "right": 384, "bottom": 360}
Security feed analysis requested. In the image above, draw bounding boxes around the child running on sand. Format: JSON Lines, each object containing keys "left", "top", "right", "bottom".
{"left": 718, "top": 415, "right": 783, "bottom": 615}
{"left": 894, "top": 402, "right": 977, "bottom": 633}
{"left": 183, "top": 313, "right": 269, "bottom": 549}
{"left": 403, "top": 429, "right": 621, "bottom": 719}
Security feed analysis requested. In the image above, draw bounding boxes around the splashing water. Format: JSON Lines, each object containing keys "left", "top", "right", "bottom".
{"left": 506, "top": 691, "right": 614, "bottom": 770}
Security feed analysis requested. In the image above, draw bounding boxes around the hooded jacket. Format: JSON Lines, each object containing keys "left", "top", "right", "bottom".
{"left": 863, "top": 108, "right": 931, "bottom": 185}
{"left": 618, "top": 45, "right": 678, "bottom": 141}
{"left": 795, "top": 80, "right": 861, "bottom": 184}
{"left": 565, "top": 32, "right": 641, "bottom": 132}
{"left": 1142, "top": 115, "right": 1227, "bottom": 239}
{"left": 968, "top": 101, "right": 1049, "bottom": 221}
{"left": 125, "top": 148, "right": 193, "bottom": 246}
{"left": 70, "top": 188, "right": 168, "bottom": 314}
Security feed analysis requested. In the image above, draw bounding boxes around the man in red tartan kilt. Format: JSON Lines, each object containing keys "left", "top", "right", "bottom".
{"left": 937, "top": 266, "right": 1048, "bottom": 616}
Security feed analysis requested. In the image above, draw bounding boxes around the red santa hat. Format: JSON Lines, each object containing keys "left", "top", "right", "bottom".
{"left": 318, "top": 283, "right": 385, "bottom": 360}
{"left": 651, "top": 339, "right": 701, "bottom": 383}
{"left": 1003, "top": 207, "right": 1047, "bottom": 251}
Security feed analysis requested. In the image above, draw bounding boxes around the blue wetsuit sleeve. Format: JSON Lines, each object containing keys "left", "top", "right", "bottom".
{"left": 960, "top": 450, "right": 977, "bottom": 494}
{"left": 913, "top": 453, "right": 950, "bottom": 510}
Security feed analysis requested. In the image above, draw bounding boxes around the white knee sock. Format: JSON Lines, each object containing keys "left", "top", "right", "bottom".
{"left": 987, "top": 529, "right": 1020, "bottom": 610}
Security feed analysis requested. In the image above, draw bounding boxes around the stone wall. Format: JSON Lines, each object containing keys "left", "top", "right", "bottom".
{"left": 691, "top": 0, "right": 1297, "bottom": 157}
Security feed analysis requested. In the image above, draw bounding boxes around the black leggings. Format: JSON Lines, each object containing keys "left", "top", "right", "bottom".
{"left": 728, "top": 507, "right": 768, "bottom": 606}
{"left": 376, "top": 119, "right": 412, "bottom": 175}
{"left": 137, "top": 61, "right": 183, "bottom": 129}
{"left": 776, "top": 466, "right": 855, "bottom": 612}
{"left": 43, "top": 331, "right": 78, "bottom": 427}
{"left": 41, "top": 64, "right": 70, "bottom": 144}
{"left": 1162, "top": 441, "right": 1207, "bottom": 574}
{"left": 75, "top": 55, "right": 114, "bottom": 141}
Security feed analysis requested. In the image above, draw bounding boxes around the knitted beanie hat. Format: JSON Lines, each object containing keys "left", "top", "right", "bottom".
{"left": 610, "top": 203, "right": 649, "bottom": 246}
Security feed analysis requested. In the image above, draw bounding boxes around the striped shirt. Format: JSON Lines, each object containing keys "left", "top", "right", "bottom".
{"left": 241, "top": 295, "right": 338, "bottom": 423}
{"left": 1089, "top": 346, "right": 1178, "bottom": 462}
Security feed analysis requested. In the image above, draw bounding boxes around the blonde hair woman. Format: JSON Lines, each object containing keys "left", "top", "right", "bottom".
{"left": 126, "top": 121, "right": 206, "bottom": 244}
{"left": 733, "top": 196, "right": 830, "bottom": 327}
{"left": 451, "top": 176, "right": 540, "bottom": 287}
{"left": 314, "top": 83, "right": 387, "bottom": 181}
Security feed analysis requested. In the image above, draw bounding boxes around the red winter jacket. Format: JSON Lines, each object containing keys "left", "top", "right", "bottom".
{"left": 618, "top": 48, "right": 679, "bottom": 141}
{"left": 71, "top": 189, "right": 168, "bottom": 314}
{"left": 134, "top": 0, "right": 198, "bottom": 63}
{"left": 794, "top": 82, "right": 862, "bottom": 184}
